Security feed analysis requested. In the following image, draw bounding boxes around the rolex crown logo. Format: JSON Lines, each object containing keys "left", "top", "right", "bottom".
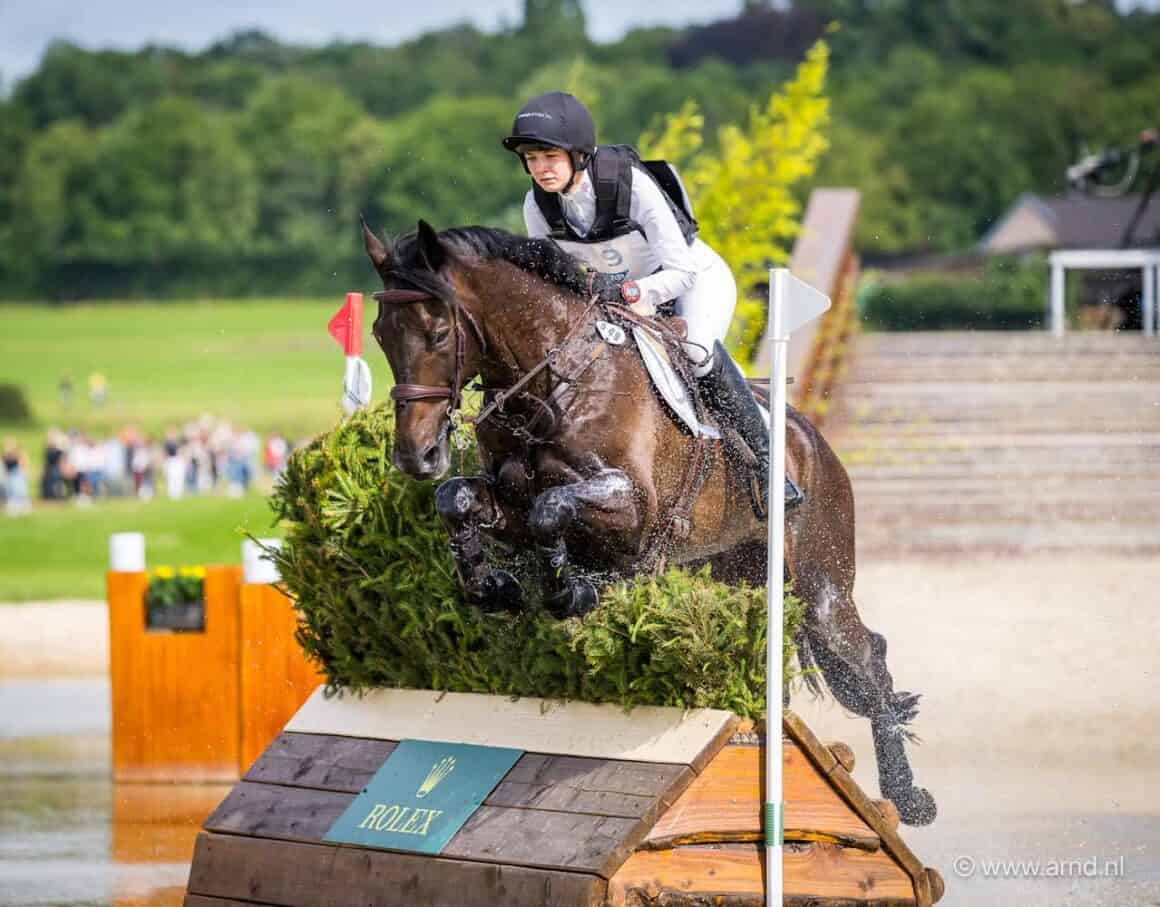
{"left": 417, "top": 756, "right": 456, "bottom": 798}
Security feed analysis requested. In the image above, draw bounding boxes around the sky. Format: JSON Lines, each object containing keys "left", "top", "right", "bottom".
{"left": 0, "top": 0, "right": 746, "bottom": 86}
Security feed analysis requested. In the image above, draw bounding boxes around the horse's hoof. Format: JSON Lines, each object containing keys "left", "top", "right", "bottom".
{"left": 546, "top": 578, "right": 599, "bottom": 619}
{"left": 473, "top": 570, "right": 523, "bottom": 613}
{"left": 892, "top": 786, "right": 937, "bottom": 827}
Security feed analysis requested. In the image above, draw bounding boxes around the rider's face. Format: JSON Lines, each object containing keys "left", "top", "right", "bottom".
{"left": 523, "top": 146, "right": 575, "bottom": 193}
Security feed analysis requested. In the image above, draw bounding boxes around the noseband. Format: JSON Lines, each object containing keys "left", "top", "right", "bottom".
{"left": 373, "top": 287, "right": 486, "bottom": 414}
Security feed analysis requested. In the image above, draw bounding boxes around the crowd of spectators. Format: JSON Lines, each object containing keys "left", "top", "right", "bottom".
{"left": 1, "top": 417, "right": 299, "bottom": 514}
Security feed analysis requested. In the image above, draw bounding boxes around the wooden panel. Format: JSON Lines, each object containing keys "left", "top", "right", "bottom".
{"left": 185, "top": 897, "right": 279, "bottom": 907}
{"left": 187, "top": 831, "right": 606, "bottom": 907}
{"left": 644, "top": 743, "right": 880, "bottom": 852}
{"left": 243, "top": 732, "right": 397, "bottom": 791}
{"left": 246, "top": 734, "right": 689, "bottom": 806}
{"left": 285, "top": 687, "right": 736, "bottom": 767}
{"left": 205, "top": 780, "right": 643, "bottom": 878}
{"left": 238, "top": 584, "right": 325, "bottom": 774}
{"left": 606, "top": 843, "right": 916, "bottom": 906}
{"left": 108, "top": 566, "right": 242, "bottom": 782}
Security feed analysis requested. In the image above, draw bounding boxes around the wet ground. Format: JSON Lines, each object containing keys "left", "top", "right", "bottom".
{"left": 0, "top": 678, "right": 227, "bottom": 907}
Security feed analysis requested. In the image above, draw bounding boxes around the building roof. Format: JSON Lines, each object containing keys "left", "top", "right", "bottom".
{"left": 981, "top": 192, "right": 1160, "bottom": 254}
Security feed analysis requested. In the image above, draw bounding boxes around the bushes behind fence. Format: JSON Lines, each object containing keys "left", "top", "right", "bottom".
{"left": 860, "top": 256, "right": 1048, "bottom": 331}
{"left": 269, "top": 405, "right": 802, "bottom": 719}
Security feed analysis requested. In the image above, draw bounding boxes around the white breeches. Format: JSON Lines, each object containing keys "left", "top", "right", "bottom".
{"left": 672, "top": 239, "right": 737, "bottom": 376}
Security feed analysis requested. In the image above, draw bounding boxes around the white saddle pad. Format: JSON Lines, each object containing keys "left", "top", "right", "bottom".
{"left": 631, "top": 326, "right": 720, "bottom": 440}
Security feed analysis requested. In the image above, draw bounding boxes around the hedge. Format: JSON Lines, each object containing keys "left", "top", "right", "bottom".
{"left": 268, "top": 404, "right": 802, "bottom": 718}
{"left": 860, "top": 256, "right": 1048, "bottom": 331}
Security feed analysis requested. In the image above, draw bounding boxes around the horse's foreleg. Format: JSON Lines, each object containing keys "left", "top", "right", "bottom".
{"left": 529, "top": 468, "right": 638, "bottom": 618}
{"left": 799, "top": 573, "right": 937, "bottom": 826}
{"left": 435, "top": 476, "right": 522, "bottom": 612}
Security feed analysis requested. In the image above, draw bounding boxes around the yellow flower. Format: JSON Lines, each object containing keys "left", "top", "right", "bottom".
{"left": 153, "top": 566, "right": 175, "bottom": 579}
{"left": 190, "top": 566, "right": 207, "bottom": 579}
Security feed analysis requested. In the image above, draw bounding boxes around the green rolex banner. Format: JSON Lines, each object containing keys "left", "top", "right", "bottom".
{"left": 323, "top": 739, "right": 523, "bottom": 855}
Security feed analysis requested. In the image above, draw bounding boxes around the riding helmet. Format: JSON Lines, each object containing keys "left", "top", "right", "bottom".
{"left": 502, "top": 91, "right": 596, "bottom": 175}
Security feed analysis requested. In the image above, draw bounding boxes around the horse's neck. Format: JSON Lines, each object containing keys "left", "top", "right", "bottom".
{"left": 472, "top": 273, "right": 584, "bottom": 385}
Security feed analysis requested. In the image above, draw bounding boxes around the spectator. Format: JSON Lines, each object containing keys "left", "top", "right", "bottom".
{"left": 58, "top": 375, "right": 73, "bottom": 410}
{"left": 264, "top": 431, "right": 288, "bottom": 481}
{"left": 3, "top": 438, "right": 31, "bottom": 516}
{"left": 88, "top": 372, "right": 108, "bottom": 407}
{"left": 41, "top": 428, "right": 70, "bottom": 500}
{"left": 163, "top": 427, "right": 185, "bottom": 500}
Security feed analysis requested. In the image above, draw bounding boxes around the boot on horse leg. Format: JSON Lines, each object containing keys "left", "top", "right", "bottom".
{"left": 697, "top": 341, "right": 804, "bottom": 516}
{"left": 529, "top": 486, "right": 597, "bottom": 618}
{"left": 435, "top": 476, "right": 523, "bottom": 612}
{"left": 796, "top": 578, "right": 937, "bottom": 827}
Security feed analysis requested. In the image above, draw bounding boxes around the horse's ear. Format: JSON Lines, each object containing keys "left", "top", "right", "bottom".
{"left": 361, "top": 216, "right": 391, "bottom": 272}
{"left": 416, "top": 219, "right": 446, "bottom": 272}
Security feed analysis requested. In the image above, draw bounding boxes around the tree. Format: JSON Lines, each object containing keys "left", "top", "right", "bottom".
{"left": 641, "top": 41, "right": 831, "bottom": 363}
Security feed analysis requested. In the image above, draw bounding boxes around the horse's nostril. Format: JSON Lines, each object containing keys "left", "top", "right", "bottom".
{"left": 421, "top": 445, "right": 441, "bottom": 471}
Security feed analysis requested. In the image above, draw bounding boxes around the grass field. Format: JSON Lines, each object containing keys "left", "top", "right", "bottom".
{"left": 0, "top": 298, "right": 393, "bottom": 601}
{"left": 0, "top": 494, "right": 281, "bottom": 601}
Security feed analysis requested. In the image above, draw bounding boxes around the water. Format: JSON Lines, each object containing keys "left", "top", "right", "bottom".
{"left": 0, "top": 680, "right": 225, "bottom": 907}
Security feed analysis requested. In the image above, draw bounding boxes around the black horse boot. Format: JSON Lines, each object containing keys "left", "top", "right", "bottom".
{"left": 698, "top": 341, "right": 804, "bottom": 518}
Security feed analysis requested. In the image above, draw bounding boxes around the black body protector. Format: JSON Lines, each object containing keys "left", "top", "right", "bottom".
{"left": 531, "top": 144, "right": 698, "bottom": 247}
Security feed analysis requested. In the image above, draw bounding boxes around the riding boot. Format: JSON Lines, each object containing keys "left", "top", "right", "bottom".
{"left": 698, "top": 341, "right": 804, "bottom": 516}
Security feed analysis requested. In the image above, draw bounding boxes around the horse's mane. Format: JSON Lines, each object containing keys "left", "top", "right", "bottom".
{"left": 389, "top": 226, "right": 589, "bottom": 298}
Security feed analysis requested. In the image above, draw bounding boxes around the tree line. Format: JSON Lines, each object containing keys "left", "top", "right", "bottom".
{"left": 1, "top": 0, "right": 1157, "bottom": 299}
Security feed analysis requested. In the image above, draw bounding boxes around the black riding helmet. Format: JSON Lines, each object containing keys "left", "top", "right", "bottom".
{"left": 502, "top": 91, "right": 596, "bottom": 176}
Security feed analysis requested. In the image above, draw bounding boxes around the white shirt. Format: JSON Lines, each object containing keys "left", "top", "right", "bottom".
{"left": 523, "top": 163, "right": 701, "bottom": 309}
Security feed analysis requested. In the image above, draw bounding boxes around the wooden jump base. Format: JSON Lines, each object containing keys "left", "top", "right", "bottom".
{"left": 183, "top": 690, "right": 944, "bottom": 906}
{"left": 107, "top": 566, "right": 323, "bottom": 782}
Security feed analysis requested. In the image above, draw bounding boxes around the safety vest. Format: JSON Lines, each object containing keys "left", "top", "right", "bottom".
{"left": 531, "top": 144, "right": 698, "bottom": 246}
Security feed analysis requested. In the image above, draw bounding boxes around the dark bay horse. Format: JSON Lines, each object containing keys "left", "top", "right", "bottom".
{"left": 363, "top": 219, "right": 936, "bottom": 826}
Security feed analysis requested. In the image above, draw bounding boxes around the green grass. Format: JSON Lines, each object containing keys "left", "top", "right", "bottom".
{"left": 0, "top": 298, "right": 395, "bottom": 467}
{"left": 0, "top": 298, "right": 392, "bottom": 601}
{"left": 0, "top": 494, "right": 281, "bottom": 601}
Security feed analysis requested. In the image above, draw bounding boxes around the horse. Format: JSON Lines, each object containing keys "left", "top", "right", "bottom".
{"left": 362, "top": 218, "right": 936, "bottom": 826}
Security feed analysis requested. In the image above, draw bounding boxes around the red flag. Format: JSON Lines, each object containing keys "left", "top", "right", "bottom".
{"left": 328, "top": 292, "right": 363, "bottom": 356}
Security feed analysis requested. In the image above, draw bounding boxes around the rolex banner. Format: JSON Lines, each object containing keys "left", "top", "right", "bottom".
{"left": 323, "top": 740, "right": 524, "bottom": 854}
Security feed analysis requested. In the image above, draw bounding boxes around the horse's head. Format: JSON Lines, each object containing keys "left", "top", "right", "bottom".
{"left": 362, "top": 218, "right": 483, "bottom": 480}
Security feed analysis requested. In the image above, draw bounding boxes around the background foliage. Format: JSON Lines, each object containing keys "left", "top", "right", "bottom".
{"left": 3, "top": 0, "right": 1157, "bottom": 300}
{"left": 860, "top": 256, "right": 1050, "bottom": 331}
{"left": 269, "top": 404, "right": 803, "bottom": 716}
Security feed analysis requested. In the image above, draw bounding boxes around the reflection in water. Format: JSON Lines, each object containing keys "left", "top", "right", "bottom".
{"left": 0, "top": 680, "right": 226, "bottom": 907}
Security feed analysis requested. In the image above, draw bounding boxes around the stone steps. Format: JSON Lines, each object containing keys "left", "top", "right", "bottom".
{"left": 828, "top": 330, "right": 1160, "bottom": 557}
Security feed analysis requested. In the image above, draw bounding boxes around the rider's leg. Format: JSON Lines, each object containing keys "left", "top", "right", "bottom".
{"left": 675, "top": 243, "right": 803, "bottom": 509}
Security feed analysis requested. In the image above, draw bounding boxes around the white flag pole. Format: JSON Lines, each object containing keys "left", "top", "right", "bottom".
{"left": 765, "top": 268, "right": 789, "bottom": 905}
{"left": 763, "top": 267, "right": 831, "bottom": 906}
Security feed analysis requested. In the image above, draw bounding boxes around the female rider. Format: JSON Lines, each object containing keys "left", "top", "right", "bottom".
{"left": 502, "top": 90, "right": 801, "bottom": 510}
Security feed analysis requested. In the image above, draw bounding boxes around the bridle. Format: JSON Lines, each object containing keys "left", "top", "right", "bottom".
{"left": 373, "top": 287, "right": 486, "bottom": 419}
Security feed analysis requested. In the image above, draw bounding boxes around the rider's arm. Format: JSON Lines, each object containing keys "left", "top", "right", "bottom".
{"left": 629, "top": 166, "right": 698, "bottom": 312}
{"left": 523, "top": 190, "right": 552, "bottom": 238}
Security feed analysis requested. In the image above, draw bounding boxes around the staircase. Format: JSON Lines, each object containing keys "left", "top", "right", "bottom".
{"left": 826, "top": 332, "right": 1160, "bottom": 558}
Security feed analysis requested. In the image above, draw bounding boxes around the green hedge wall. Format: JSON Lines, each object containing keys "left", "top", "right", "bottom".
{"left": 269, "top": 405, "right": 802, "bottom": 718}
{"left": 860, "top": 256, "right": 1048, "bottom": 331}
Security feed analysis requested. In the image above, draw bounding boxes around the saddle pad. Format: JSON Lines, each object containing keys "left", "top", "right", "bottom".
{"left": 632, "top": 326, "right": 721, "bottom": 440}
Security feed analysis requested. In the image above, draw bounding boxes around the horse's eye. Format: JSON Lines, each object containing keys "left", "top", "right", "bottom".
{"left": 431, "top": 328, "right": 451, "bottom": 346}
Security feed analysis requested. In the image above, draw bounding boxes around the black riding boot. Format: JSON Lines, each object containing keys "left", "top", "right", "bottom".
{"left": 698, "top": 342, "right": 804, "bottom": 517}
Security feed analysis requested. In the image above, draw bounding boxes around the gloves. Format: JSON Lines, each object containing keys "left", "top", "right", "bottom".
{"left": 588, "top": 270, "right": 645, "bottom": 307}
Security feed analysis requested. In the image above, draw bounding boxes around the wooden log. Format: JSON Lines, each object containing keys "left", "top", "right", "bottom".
{"left": 607, "top": 842, "right": 916, "bottom": 906}
{"left": 925, "top": 867, "right": 946, "bottom": 904}
{"left": 238, "top": 584, "right": 324, "bottom": 775}
{"left": 185, "top": 897, "right": 278, "bottom": 907}
{"left": 828, "top": 740, "right": 856, "bottom": 772}
{"left": 643, "top": 743, "right": 880, "bottom": 852}
{"left": 186, "top": 831, "right": 606, "bottom": 906}
{"left": 108, "top": 566, "right": 242, "bottom": 782}
{"left": 872, "top": 798, "right": 901, "bottom": 831}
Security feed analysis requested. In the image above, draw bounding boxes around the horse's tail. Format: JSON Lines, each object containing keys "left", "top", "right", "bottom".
{"left": 794, "top": 629, "right": 827, "bottom": 699}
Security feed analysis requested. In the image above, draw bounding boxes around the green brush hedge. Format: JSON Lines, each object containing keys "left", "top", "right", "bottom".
{"left": 269, "top": 405, "right": 802, "bottom": 718}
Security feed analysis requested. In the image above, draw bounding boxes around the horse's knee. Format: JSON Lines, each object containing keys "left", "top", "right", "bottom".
{"left": 435, "top": 477, "right": 479, "bottom": 525}
{"left": 870, "top": 631, "right": 887, "bottom": 660}
{"left": 529, "top": 488, "right": 577, "bottom": 544}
